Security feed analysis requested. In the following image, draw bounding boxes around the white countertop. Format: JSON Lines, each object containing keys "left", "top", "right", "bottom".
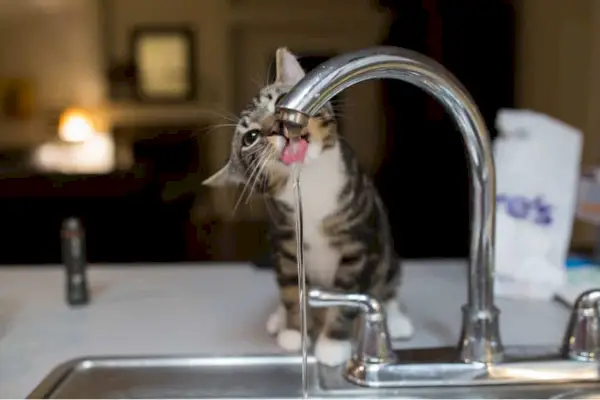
{"left": 0, "top": 260, "right": 570, "bottom": 398}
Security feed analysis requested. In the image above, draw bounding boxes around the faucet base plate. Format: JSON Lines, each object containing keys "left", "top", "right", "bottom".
{"left": 324, "top": 345, "right": 599, "bottom": 389}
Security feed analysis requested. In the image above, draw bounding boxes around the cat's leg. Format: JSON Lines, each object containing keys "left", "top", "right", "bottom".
{"left": 384, "top": 297, "right": 414, "bottom": 339}
{"left": 313, "top": 244, "right": 363, "bottom": 366}
{"left": 267, "top": 298, "right": 322, "bottom": 339}
{"left": 315, "top": 307, "right": 356, "bottom": 367}
{"left": 382, "top": 278, "right": 415, "bottom": 339}
{"left": 314, "top": 297, "right": 412, "bottom": 366}
{"left": 268, "top": 227, "right": 305, "bottom": 351}
{"left": 315, "top": 295, "right": 413, "bottom": 365}
{"left": 381, "top": 260, "right": 414, "bottom": 339}
{"left": 272, "top": 250, "right": 313, "bottom": 351}
{"left": 276, "top": 284, "right": 314, "bottom": 352}
{"left": 266, "top": 303, "right": 286, "bottom": 335}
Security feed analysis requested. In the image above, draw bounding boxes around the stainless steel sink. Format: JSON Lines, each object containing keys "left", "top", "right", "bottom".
{"left": 28, "top": 354, "right": 600, "bottom": 399}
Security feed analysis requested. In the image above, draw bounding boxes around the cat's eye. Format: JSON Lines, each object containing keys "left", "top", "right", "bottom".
{"left": 242, "top": 129, "right": 261, "bottom": 148}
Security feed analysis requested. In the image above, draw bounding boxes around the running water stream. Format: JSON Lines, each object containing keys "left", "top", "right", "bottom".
{"left": 292, "top": 164, "right": 309, "bottom": 399}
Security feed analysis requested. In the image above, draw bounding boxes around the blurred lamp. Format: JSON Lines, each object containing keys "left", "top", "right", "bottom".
{"left": 58, "top": 108, "right": 95, "bottom": 143}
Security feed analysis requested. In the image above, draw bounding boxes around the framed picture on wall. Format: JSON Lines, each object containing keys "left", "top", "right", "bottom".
{"left": 131, "top": 26, "right": 197, "bottom": 103}
{"left": 0, "top": 78, "right": 34, "bottom": 120}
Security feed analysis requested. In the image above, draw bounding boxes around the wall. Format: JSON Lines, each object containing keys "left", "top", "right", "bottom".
{"left": 103, "top": 0, "right": 387, "bottom": 219}
{"left": 6, "top": 1, "right": 598, "bottom": 247}
{"left": 0, "top": 0, "right": 387, "bottom": 220}
{"left": 514, "top": 0, "right": 600, "bottom": 247}
{"left": 0, "top": 0, "right": 105, "bottom": 149}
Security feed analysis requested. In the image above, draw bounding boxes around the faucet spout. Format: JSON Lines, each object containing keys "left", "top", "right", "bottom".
{"left": 276, "top": 46, "right": 502, "bottom": 364}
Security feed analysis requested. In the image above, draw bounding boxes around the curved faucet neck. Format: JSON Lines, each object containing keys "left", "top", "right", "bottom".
{"left": 276, "top": 46, "right": 502, "bottom": 364}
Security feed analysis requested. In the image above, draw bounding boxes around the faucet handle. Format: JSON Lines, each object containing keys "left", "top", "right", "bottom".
{"left": 308, "top": 288, "right": 396, "bottom": 365}
{"left": 562, "top": 288, "right": 600, "bottom": 361}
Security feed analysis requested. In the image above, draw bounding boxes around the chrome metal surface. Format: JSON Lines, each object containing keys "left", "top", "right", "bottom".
{"left": 563, "top": 289, "right": 600, "bottom": 361}
{"left": 28, "top": 350, "right": 600, "bottom": 399}
{"left": 26, "top": 48, "right": 600, "bottom": 399}
{"left": 275, "top": 45, "right": 600, "bottom": 389}
{"left": 308, "top": 288, "right": 396, "bottom": 365}
{"left": 334, "top": 345, "right": 600, "bottom": 389}
{"left": 275, "top": 46, "right": 501, "bottom": 366}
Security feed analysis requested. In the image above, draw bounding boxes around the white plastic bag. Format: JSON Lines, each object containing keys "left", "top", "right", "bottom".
{"left": 493, "top": 109, "right": 583, "bottom": 300}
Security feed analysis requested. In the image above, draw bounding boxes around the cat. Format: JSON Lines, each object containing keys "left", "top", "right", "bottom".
{"left": 203, "top": 47, "right": 414, "bottom": 367}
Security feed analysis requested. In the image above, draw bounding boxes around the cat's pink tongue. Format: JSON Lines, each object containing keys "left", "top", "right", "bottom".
{"left": 280, "top": 138, "right": 308, "bottom": 165}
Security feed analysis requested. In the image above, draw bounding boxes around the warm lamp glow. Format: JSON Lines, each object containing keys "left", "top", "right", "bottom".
{"left": 58, "top": 108, "right": 95, "bottom": 143}
{"left": 31, "top": 133, "right": 116, "bottom": 174}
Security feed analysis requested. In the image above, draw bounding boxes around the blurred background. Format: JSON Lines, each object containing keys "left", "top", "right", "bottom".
{"left": 0, "top": 0, "right": 594, "bottom": 265}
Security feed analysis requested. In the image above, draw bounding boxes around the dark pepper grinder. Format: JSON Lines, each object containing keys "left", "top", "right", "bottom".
{"left": 61, "top": 217, "right": 90, "bottom": 306}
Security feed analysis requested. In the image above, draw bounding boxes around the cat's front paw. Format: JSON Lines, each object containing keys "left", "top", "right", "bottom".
{"left": 276, "top": 329, "right": 303, "bottom": 352}
{"left": 385, "top": 300, "right": 414, "bottom": 339}
{"left": 314, "top": 335, "right": 352, "bottom": 367}
{"left": 266, "top": 304, "right": 286, "bottom": 335}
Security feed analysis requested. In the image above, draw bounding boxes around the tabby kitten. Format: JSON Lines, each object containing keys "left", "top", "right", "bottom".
{"left": 203, "top": 47, "right": 413, "bottom": 366}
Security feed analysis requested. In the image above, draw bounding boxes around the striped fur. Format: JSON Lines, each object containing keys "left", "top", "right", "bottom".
{"left": 203, "top": 47, "right": 413, "bottom": 366}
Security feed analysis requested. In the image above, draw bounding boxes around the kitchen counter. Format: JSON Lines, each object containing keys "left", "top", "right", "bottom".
{"left": 0, "top": 260, "right": 570, "bottom": 398}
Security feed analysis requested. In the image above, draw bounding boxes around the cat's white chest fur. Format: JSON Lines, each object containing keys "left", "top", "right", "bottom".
{"left": 277, "top": 144, "right": 346, "bottom": 287}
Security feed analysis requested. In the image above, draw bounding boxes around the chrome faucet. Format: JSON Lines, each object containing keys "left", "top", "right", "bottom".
{"left": 276, "top": 46, "right": 600, "bottom": 388}
{"left": 562, "top": 289, "right": 600, "bottom": 362}
{"left": 276, "top": 45, "right": 502, "bottom": 363}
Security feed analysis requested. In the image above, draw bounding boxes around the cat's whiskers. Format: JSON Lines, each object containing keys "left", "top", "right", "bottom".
{"left": 263, "top": 193, "right": 278, "bottom": 221}
{"left": 187, "top": 107, "right": 241, "bottom": 142}
{"left": 251, "top": 76, "right": 265, "bottom": 91}
{"left": 246, "top": 144, "right": 267, "bottom": 157}
{"left": 245, "top": 147, "right": 275, "bottom": 204}
{"left": 200, "top": 123, "right": 238, "bottom": 134}
{"left": 329, "top": 99, "right": 358, "bottom": 111}
{"left": 333, "top": 132, "right": 352, "bottom": 148}
{"left": 265, "top": 57, "right": 275, "bottom": 86}
{"left": 232, "top": 146, "right": 270, "bottom": 216}
{"left": 245, "top": 146, "right": 273, "bottom": 197}
{"left": 328, "top": 98, "right": 355, "bottom": 107}
{"left": 214, "top": 107, "right": 240, "bottom": 122}
{"left": 243, "top": 148, "right": 268, "bottom": 185}
{"left": 196, "top": 109, "right": 240, "bottom": 124}
{"left": 193, "top": 124, "right": 238, "bottom": 145}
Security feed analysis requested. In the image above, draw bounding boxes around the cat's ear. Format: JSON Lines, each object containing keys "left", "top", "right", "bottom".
{"left": 202, "top": 161, "right": 245, "bottom": 187}
{"left": 275, "top": 47, "right": 305, "bottom": 86}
